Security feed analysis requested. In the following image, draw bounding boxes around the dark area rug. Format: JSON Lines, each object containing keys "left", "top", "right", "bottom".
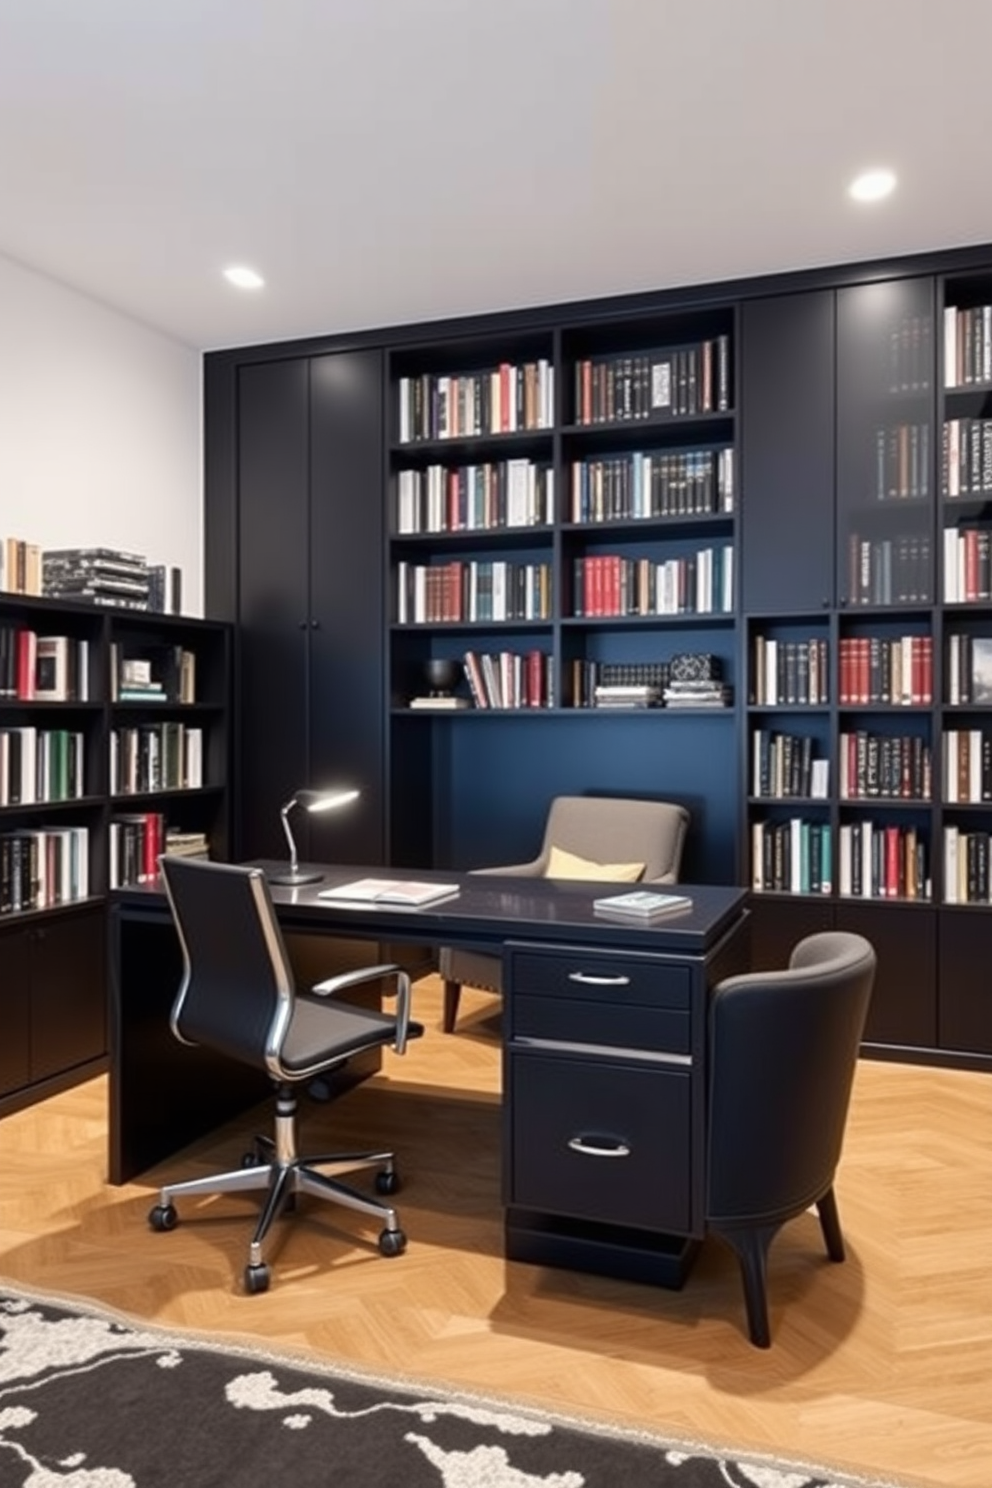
{"left": 0, "top": 1284, "right": 911, "bottom": 1488}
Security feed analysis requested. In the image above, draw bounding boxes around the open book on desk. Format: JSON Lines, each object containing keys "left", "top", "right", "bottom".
{"left": 317, "top": 877, "right": 461, "bottom": 909}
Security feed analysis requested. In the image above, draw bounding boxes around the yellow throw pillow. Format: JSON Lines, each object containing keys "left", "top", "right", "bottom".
{"left": 545, "top": 844, "right": 645, "bottom": 882}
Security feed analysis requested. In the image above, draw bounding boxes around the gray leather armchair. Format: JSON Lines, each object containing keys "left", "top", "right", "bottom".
{"left": 706, "top": 930, "right": 876, "bottom": 1346}
{"left": 149, "top": 856, "right": 421, "bottom": 1295}
{"left": 439, "top": 795, "right": 690, "bottom": 1032}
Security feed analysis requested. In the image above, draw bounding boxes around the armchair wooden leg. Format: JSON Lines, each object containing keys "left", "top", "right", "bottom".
{"left": 714, "top": 1222, "right": 779, "bottom": 1348}
{"left": 816, "top": 1185, "right": 846, "bottom": 1262}
{"left": 442, "top": 980, "right": 462, "bottom": 1034}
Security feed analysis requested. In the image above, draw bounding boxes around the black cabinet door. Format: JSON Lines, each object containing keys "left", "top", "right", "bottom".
{"left": 309, "top": 351, "right": 385, "bottom": 865}
{"left": 0, "top": 928, "right": 31, "bottom": 1095}
{"left": 836, "top": 278, "right": 934, "bottom": 608}
{"left": 237, "top": 359, "right": 311, "bottom": 860}
{"left": 938, "top": 911, "right": 992, "bottom": 1054}
{"left": 834, "top": 900, "right": 936, "bottom": 1049}
{"left": 741, "top": 292, "right": 835, "bottom": 613}
{"left": 30, "top": 911, "right": 106, "bottom": 1082}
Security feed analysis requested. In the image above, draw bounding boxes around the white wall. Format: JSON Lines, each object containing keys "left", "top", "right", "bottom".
{"left": 0, "top": 253, "right": 203, "bottom": 613}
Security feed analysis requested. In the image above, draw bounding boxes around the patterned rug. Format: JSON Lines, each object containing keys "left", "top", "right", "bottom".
{"left": 0, "top": 1284, "right": 912, "bottom": 1488}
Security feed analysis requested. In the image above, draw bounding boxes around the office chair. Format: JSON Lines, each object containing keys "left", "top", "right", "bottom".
{"left": 439, "top": 795, "right": 690, "bottom": 1032}
{"left": 706, "top": 930, "right": 875, "bottom": 1346}
{"left": 149, "top": 856, "right": 419, "bottom": 1295}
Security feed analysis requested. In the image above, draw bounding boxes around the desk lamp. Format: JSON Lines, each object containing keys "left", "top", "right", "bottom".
{"left": 268, "top": 787, "right": 360, "bottom": 886}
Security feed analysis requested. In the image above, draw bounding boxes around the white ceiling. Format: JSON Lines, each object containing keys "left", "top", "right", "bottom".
{"left": 2, "top": 0, "right": 991, "bottom": 353}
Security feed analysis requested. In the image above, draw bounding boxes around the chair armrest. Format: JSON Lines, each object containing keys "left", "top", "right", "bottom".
{"left": 311, "top": 963, "right": 413, "bottom": 1054}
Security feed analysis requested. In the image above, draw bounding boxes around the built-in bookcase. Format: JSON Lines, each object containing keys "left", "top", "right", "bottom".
{"left": 387, "top": 310, "right": 739, "bottom": 883}
{"left": 0, "top": 592, "right": 231, "bottom": 1114}
{"left": 206, "top": 241, "right": 992, "bottom": 1068}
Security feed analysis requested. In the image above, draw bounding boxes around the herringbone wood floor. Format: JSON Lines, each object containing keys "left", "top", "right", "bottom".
{"left": 1, "top": 976, "right": 989, "bottom": 1488}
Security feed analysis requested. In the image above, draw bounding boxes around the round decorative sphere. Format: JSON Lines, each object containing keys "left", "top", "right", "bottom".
{"left": 424, "top": 657, "right": 460, "bottom": 695}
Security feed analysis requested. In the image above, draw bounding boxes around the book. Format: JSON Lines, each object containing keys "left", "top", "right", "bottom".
{"left": 592, "top": 889, "right": 692, "bottom": 920}
{"left": 409, "top": 695, "right": 470, "bottom": 709}
{"left": 318, "top": 876, "right": 460, "bottom": 908}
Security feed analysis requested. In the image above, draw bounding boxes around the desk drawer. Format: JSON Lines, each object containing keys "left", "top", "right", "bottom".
{"left": 509, "top": 947, "right": 690, "bottom": 1010}
{"left": 514, "top": 995, "right": 690, "bottom": 1056}
{"left": 508, "top": 1050, "right": 691, "bottom": 1234}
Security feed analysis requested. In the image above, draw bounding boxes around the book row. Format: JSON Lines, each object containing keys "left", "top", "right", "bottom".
{"left": 838, "top": 731, "right": 932, "bottom": 801}
{"left": 751, "top": 731, "right": 829, "bottom": 799}
{"left": 395, "top": 560, "right": 552, "bottom": 625}
{"left": 944, "top": 827, "right": 992, "bottom": 904}
{"left": 0, "top": 629, "right": 91, "bottom": 702}
{"left": 0, "top": 727, "right": 85, "bottom": 807}
{"left": 571, "top": 547, "right": 734, "bottom": 618}
{"left": 0, "top": 538, "right": 43, "bottom": 597}
{"left": 569, "top": 447, "right": 734, "bottom": 524}
{"left": 397, "top": 361, "right": 555, "bottom": 443}
{"left": 845, "top": 532, "right": 932, "bottom": 607}
{"left": 109, "top": 724, "right": 204, "bottom": 796}
{"left": 837, "top": 635, "right": 933, "bottom": 706}
{"left": 943, "top": 526, "right": 992, "bottom": 604}
{"left": 943, "top": 303, "right": 992, "bottom": 389}
{"left": 947, "top": 633, "right": 992, "bottom": 705}
{"left": 751, "top": 638, "right": 829, "bottom": 706}
{"left": 886, "top": 314, "right": 932, "bottom": 395}
{"left": 750, "top": 818, "right": 932, "bottom": 901}
{"left": 0, "top": 826, "right": 90, "bottom": 914}
{"left": 395, "top": 461, "right": 554, "bottom": 535}
{"left": 875, "top": 422, "right": 930, "bottom": 501}
{"left": 944, "top": 729, "right": 992, "bottom": 803}
{"left": 572, "top": 337, "right": 732, "bottom": 424}
{"left": 461, "top": 650, "right": 553, "bottom": 711}
{"left": 943, "top": 417, "right": 992, "bottom": 497}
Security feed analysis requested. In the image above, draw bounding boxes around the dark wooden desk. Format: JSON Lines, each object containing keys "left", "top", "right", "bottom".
{"left": 109, "top": 866, "right": 749, "bottom": 1287}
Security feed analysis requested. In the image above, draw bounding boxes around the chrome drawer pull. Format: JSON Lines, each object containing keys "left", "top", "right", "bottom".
{"left": 567, "top": 972, "right": 631, "bottom": 987}
{"left": 567, "top": 1135, "right": 631, "bottom": 1158}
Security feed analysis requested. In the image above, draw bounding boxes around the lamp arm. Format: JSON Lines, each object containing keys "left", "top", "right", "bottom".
{"left": 279, "top": 800, "right": 299, "bottom": 875}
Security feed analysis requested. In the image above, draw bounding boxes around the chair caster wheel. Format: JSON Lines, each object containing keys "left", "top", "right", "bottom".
{"left": 244, "top": 1263, "right": 270, "bottom": 1294}
{"left": 375, "top": 1169, "right": 400, "bottom": 1196}
{"left": 149, "top": 1203, "right": 178, "bottom": 1232}
{"left": 379, "top": 1227, "right": 407, "bottom": 1257}
{"left": 241, "top": 1149, "right": 261, "bottom": 1168}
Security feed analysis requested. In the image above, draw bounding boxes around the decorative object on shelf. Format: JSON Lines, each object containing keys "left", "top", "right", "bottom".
{"left": 669, "top": 652, "right": 722, "bottom": 682}
{"left": 409, "top": 657, "right": 469, "bottom": 709}
{"left": 268, "top": 786, "right": 360, "bottom": 886}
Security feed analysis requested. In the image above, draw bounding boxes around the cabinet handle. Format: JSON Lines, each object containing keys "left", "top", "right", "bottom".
{"left": 567, "top": 972, "right": 631, "bottom": 987}
{"left": 567, "top": 1134, "right": 631, "bottom": 1158}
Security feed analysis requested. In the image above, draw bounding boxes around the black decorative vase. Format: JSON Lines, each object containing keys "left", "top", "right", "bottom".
{"left": 424, "top": 658, "right": 460, "bottom": 697}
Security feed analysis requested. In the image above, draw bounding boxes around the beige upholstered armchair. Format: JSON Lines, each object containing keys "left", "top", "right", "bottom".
{"left": 439, "top": 795, "right": 690, "bottom": 1032}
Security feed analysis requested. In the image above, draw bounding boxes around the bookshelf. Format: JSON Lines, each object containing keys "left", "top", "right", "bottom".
{"left": 386, "top": 312, "right": 739, "bottom": 882}
{"left": 0, "top": 592, "right": 231, "bottom": 1114}
{"left": 204, "top": 242, "right": 992, "bottom": 1071}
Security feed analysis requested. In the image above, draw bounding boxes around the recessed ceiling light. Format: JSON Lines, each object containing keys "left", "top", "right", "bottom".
{"left": 848, "top": 169, "right": 896, "bottom": 203}
{"left": 223, "top": 265, "right": 265, "bottom": 290}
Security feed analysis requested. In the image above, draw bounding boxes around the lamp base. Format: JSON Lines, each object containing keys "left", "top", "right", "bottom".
{"left": 267, "top": 868, "right": 324, "bottom": 887}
